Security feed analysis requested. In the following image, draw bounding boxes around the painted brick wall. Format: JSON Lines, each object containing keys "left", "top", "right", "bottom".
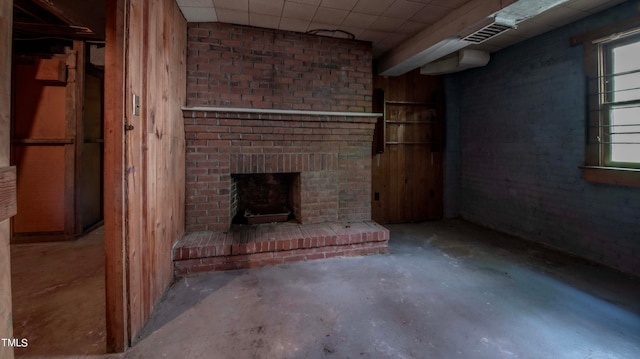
{"left": 446, "top": 1, "right": 640, "bottom": 276}
{"left": 187, "top": 22, "right": 372, "bottom": 112}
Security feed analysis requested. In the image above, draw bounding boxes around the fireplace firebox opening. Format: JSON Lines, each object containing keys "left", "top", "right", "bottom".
{"left": 231, "top": 173, "right": 300, "bottom": 225}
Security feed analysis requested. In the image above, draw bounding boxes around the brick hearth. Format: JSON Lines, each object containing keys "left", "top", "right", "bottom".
{"left": 173, "top": 221, "right": 389, "bottom": 276}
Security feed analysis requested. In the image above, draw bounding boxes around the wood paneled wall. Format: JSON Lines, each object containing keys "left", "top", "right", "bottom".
{"left": 372, "top": 69, "right": 444, "bottom": 223}
{"left": 105, "top": 0, "right": 186, "bottom": 351}
{"left": 126, "top": 0, "right": 187, "bottom": 346}
{"left": 0, "top": 0, "right": 14, "bottom": 358}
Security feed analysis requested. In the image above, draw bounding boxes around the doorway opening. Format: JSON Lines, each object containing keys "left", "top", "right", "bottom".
{"left": 9, "top": 0, "right": 107, "bottom": 355}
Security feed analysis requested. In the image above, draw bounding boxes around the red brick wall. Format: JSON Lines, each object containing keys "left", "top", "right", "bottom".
{"left": 184, "top": 111, "right": 376, "bottom": 231}
{"left": 184, "top": 23, "right": 376, "bottom": 232}
{"left": 187, "top": 22, "right": 373, "bottom": 112}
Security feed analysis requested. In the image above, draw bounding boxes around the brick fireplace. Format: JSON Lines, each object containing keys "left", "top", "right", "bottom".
{"left": 173, "top": 22, "right": 389, "bottom": 275}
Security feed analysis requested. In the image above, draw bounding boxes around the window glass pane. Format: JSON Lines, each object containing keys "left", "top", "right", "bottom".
{"left": 612, "top": 40, "right": 640, "bottom": 102}
{"left": 610, "top": 106, "right": 640, "bottom": 163}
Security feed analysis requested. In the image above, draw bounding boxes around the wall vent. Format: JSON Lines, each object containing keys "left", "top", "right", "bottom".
{"left": 461, "top": 18, "right": 516, "bottom": 44}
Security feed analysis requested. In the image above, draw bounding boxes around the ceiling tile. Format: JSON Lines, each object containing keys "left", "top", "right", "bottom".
{"left": 308, "top": 21, "right": 343, "bottom": 32}
{"left": 216, "top": 8, "right": 250, "bottom": 25}
{"left": 279, "top": 17, "right": 310, "bottom": 32}
{"left": 283, "top": 2, "right": 317, "bottom": 21}
{"left": 336, "top": 25, "right": 366, "bottom": 38}
{"left": 250, "top": 0, "right": 285, "bottom": 16}
{"left": 352, "top": 0, "right": 395, "bottom": 16}
{"left": 396, "top": 20, "right": 428, "bottom": 34}
{"left": 319, "top": 0, "right": 359, "bottom": 11}
{"left": 368, "top": 16, "right": 405, "bottom": 32}
{"left": 250, "top": 13, "right": 281, "bottom": 28}
{"left": 383, "top": 0, "right": 426, "bottom": 19}
{"left": 313, "top": 7, "right": 349, "bottom": 25}
{"left": 428, "top": 0, "right": 468, "bottom": 8}
{"left": 179, "top": 6, "right": 218, "bottom": 22}
{"left": 410, "top": 4, "right": 452, "bottom": 24}
{"left": 289, "top": 0, "right": 322, "bottom": 5}
{"left": 359, "top": 29, "right": 392, "bottom": 43}
{"left": 213, "top": 0, "right": 248, "bottom": 11}
{"left": 343, "top": 12, "right": 378, "bottom": 28}
{"left": 177, "top": 0, "right": 213, "bottom": 7}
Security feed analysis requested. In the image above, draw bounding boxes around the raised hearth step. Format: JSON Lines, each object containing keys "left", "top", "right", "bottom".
{"left": 173, "top": 221, "right": 389, "bottom": 275}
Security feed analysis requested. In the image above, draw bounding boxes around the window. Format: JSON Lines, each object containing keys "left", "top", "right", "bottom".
{"left": 575, "top": 17, "right": 640, "bottom": 187}
{"left": 598, "top": 31, "right": 640, "bottom": 166}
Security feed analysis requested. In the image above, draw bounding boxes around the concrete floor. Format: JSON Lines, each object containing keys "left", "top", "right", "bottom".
{"left": 13, "top": 220, "right": 640, "bottom": 359}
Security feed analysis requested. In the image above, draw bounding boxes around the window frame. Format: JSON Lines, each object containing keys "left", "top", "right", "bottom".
{"left": 572, "top": 14, "right": 640, "bottom": 187}
{"left": 599, "top": 32, "right": 640, "bottom": 168}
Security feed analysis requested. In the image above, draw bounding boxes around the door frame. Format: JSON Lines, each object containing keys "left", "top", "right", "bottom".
{"left": 104, "top": 0, "right": 127, "bottom": 351}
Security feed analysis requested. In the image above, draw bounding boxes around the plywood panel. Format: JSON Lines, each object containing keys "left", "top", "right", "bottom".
{"left": 13, "top": 61, "right": 67, "bottom": 139}
{"left": 12, "top": 146, "right": 66, "bottom": 233}
{"left": 371, "top": 69, "right": 444, "bottom": 224}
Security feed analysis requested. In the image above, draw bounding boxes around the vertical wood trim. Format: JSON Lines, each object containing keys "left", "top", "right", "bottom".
{"left": 64, "top": 48, "right": 78, "bottom": 237}
{"left": 0, "top": 0, "right": 14, "bottom": 357}
{"left": 125, "top": 0, "right": 147, "bottom": 340}
{"left": 73, "top": 41, "right": 85, "bottom": 234}
{"left": 104, "top": 0, "right": 128, "bottom": 352}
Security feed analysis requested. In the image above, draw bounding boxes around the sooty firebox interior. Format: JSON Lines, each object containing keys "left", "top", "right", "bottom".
{"left": 231, "top": 173, "right": 300, "bottom": 225}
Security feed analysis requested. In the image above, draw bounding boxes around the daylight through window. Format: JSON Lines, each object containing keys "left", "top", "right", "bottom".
{"left": 599, "top": 31, "right": 640, "bottom": 166}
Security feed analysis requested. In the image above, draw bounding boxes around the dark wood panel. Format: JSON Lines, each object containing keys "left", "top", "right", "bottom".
{"left": 371, "top": 69, "right": 444, "bottom": 224}
{"left": 12, "top": 146, "right": 65, "bottom": 233}
{"left": 13, "top": 59, "right": 67, "bottom": 139}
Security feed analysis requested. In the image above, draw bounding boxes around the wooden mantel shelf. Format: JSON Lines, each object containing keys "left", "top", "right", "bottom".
{"left": 182, "top": 106, "right": 383, "bottom": 118}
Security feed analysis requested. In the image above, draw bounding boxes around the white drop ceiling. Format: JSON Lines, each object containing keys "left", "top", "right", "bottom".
{"left": 176, "top": 0, "right": 629, "bottom": 74}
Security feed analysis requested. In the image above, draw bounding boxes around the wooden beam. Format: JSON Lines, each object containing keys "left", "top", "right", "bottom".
{"left": 0, "top": 167, "right": 16, "bottom": 222}
{"left": 31, "top": 0, "right": 106, "bottom": 38}
{"left": 377, "top": 0, "right": 515, "bottom": 76}
{"left": 104, "top": 0, "right": 127, "bottom": 352}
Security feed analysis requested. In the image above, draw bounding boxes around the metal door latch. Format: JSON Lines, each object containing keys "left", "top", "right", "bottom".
{"left": 125, "top": 124, "right": 135, "bottom": 131}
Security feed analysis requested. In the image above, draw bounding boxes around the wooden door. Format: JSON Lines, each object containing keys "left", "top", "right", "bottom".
{"left": 372, "top": 71, "right": 444, "bottom": 223}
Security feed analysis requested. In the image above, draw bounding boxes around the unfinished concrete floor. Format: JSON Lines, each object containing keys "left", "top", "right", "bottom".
{"left": 16, "top": 220, "right": 640, "bottom": 359}
{"left": 10, "top": 226, "right": 106, "bottom": 357}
